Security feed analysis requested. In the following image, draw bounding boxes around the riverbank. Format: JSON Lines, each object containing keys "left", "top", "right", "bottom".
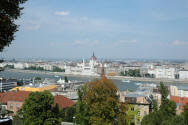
{"left": 5, "top": 69, "right": 188, "bottom": 84}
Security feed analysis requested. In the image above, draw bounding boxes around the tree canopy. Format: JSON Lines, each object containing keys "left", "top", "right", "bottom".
{"left": 14, "top": 91, "right": 61, "bottom": 125}
{"left": 75, "top": 76, "right": 127, "bottom": 125}
{"left": 0, "top": 0, "right": 27, "bottom": 52}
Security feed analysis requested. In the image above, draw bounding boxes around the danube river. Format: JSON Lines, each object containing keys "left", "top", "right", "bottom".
{"left": 1, "top": 70, "right": 188, "bottom": 91}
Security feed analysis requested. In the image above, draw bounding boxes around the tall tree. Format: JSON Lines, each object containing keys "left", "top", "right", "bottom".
{"left": 0, "top": 0, "right": 27, "bottom": 52}
{"left": 75, "top": 76, "right": 127, "bottom": 125}
{"left": 141, "top": 82, "right": 176, "bottom": 125}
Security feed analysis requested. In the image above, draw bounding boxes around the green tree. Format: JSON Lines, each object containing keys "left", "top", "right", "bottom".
{"left": 63, "top": 106, "right": 76, "bottom": 122}
{"left": 183, "top": 103, "right": 188, "bottom": 124}
{"left": 75, "top": 76, "right": 127, "bottom": 125}
{"left": 141, "top": 82, "right": 176, "bottom": 125}
{"left": 35, "top": 77, "right": 42, "bottom": 81}
{"left": 161, "top": 115, "right": 185, "bottom": 125}
{"left": 64, "top": 76, "right": 68, "bottom": 83}
{"left": 14, "top": 91, "right": 61, "bottom": 125}
{"left": 0, "top": 0, "right": 27, "bottom": 52}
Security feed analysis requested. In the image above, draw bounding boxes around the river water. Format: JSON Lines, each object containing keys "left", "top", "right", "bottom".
{"left": 1, "top": 70, "right": 188, "bottom": 91}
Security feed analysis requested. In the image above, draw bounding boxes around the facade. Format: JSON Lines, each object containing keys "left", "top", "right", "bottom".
{"left": 148, "top": 66, "right": 176, "bottom": 79}
{"left": 0, "top": 78, "right": 17, "bottom": 92}
{"left": 170, "top": 85, "right": 188, "bottom": 97}
{"left": 39, "top": 64, "right": 53, "bottom": 71}
{"left": 128, "top": 104, "right": 150, "bottom": 125}
{"left": 179, "top": 70, "right": 188, "bottom": 80}
{"left": 13, "top": 63, "right": 25, "bottom": 69}
{"left": 65, "top": 52, "right": 99, "bottom": 75}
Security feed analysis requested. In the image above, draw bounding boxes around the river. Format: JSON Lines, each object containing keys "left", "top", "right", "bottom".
{"left": 1, "top": 70, "right": 188, "bottom": 91}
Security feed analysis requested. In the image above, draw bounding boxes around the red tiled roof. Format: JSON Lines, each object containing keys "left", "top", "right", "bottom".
{"left": 0, "top": 91, "right": 30, "bottom": 104}
{"left": 53, "top": 95, "right": 75, "bottom": 109}
{"left": 170, "top": 96, "right": 188, "bottom": 109}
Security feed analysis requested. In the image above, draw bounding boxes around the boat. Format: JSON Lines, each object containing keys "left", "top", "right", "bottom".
{"left": 54, "top": 75, "right": 59, "bottom": 78}
{"left": 121, "top": 79, "right": 130, "bottom": 83}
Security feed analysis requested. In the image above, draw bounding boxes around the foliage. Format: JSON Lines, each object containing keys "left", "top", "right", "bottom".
{"left": 14, "top": 91, "right": 61, "bottom": 125}
{"left": 62, "top": 106, "right": 76, "bottom": 122}
{"left": 0, "top": 0, "right": 27, "bottom": 52}
{"left": 183, "top": 103, "right": 188, "bottom": 125}
{"left": 141, "top": 82, "right": 176, "bottom": 125}
{"left": 64, "top": 76, "right": 68, "bottom": 83}
{"left": 52, "top": 66, "right": 65, "bottom": 72}
{"left": 35, "top": 77, "right": 42, "bottom": 81}
{"left": 5, "top": 64, "right": 14, "bottom": 69}
{"left": 126, "top": 105, "right": 140, "bottom": 125}
{"left": 161, "top": 115, "right": 185, "bottom": 125}
{"left": 75, "top": 76, "right": 127, "bottom": 125}
{"left": 120, "top": 69, "right": 141, "bottom": 77}
{"left": 24, "top": 66, "right": 45, "bottom": 71}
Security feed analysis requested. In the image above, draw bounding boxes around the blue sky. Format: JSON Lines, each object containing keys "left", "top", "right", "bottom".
{"left": 2, "top": 0, "right": 188, "bottom": 59}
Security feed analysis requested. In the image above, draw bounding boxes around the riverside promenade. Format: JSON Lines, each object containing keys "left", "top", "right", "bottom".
{"left": 6, "top": 69, "right": 188, "bottom": 84}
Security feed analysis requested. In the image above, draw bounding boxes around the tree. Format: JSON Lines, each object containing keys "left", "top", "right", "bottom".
{"left": 75, "top": 76, "right": 127, "bottom": 125}
{"left": 64, "top": 76, "right": 68, "bottom": 83}
{"left": 63, "top": 106, "right": 76, "bottom": 122}
{"left": 141, "top": 82, "right": 176, "bottom": 125}
{"left": 0, "top": 0, "right": 27, "bottom": 52}
{"left": 161, "top": 115, "right": 185, "bottom": 125}
{"left": 183, "top": 103, "right": 188, "bottom": 124}
{"left": 14, "top": 91, "right": 61, "bottom": 125}
{"left": 35, "top": 76, "right": 42, "bottom": 81}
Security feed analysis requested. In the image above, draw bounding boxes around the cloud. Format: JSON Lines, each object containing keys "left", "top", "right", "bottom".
{"left": 71, "top": 40, "right": 100, "bottom": 46}
{"left": 114, "top": 40, "right": 137, "bottom": 46}
{"left": 172, "top": 40, "right": 188, "bottom": 46}
{"left": 55, "top": 11, "right": 70, "bottom": 16}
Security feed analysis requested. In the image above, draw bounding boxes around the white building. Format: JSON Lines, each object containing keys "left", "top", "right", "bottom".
{"left": 40, "top": 64, "right": 53, "bottom": 71}
{"left": 170, "top": 85, "right": 188, "bottom": 97}
{"left": 13, "top": 63, "right": 25, "bottom": 69}
{"left": 179, "top": 70, "right": 188, "bottom": 80}
{"left": 65, "top": 52, "right": 99, "bottom": 75}
{"left": 148, "top": 66, "right": 176, "bottom": 79}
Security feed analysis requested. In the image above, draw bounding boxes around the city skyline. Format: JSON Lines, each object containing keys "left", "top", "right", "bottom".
{"left": 1, "top": 0, "right": 188, "bottom": 60}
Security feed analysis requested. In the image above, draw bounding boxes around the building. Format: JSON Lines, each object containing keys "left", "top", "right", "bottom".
{"left": 65, "top": 52, "right": 99, "bottom": 75}
{"left": 127, "top": 103, "right": 150, "bottom": 125}
{"left": 0, "top": 91, "right": 30, "bottom": 115}
{"left": 13, "top": 63, "right": 25, "bottom": 69}
{"left": 0, "top": 78, "right": 17, "bottom": 92}
{"left": 0, "top": 91, "right": 75, "bottom": 115}
{"left": 123, "top": 94, "right": 151, "bottom": 125}
{"left": 147, "top": 66, "right": 176, "bottom": 79}
{"left": 170, "top": 96, "right": 188, "bottom": 113}
{"left": 179, "top": 70, "right": 188, "bottom": 80}
{"left": 170, "top": 85, "right": 188, "bottom": 97}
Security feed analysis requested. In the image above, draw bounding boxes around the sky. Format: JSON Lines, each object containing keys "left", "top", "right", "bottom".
{"left": 2, "top": 0, "right": 188, "bottom": 59}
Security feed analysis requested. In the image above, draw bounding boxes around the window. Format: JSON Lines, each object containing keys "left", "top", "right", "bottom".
{"left": 144, "top": 111, "right": 147, "bottom": 116}
{"left": 10, "top": 103, "right": 13, "bottom": 109}
{"left": 16, "top": 104, "right": 20, "bottom": 110}
{"left": 137, "top": 111, "right": 140, "bottom": 116}
{"left": 131, "top": 107, "right": 134, "bottom": 111}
